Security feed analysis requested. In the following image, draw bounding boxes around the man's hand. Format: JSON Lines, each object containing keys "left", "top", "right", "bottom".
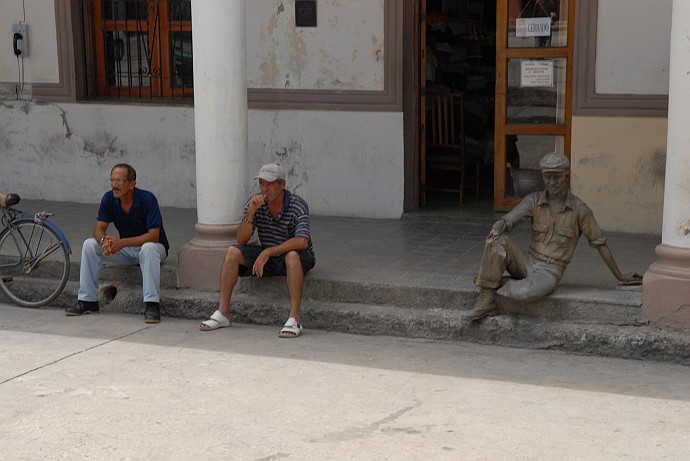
{"left": 102, "top": 236, "right": 122, "bottom": 256}
{"left": 247, "top": 194, "right": 266, "bottom": 214}
{"left": 252, "top": 248, "right": 272, "bottom": 277}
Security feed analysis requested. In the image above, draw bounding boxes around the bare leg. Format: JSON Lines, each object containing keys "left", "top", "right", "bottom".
{"left": 284, "top": 251, "right": 304, "bottom": 324}
{"left": 217, "top": 246, "right": 247, "bottom": 319}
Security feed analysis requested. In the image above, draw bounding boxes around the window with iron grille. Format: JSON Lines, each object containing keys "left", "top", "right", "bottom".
{"left": 82, "top": 0, "right": 193, "bottom": 101}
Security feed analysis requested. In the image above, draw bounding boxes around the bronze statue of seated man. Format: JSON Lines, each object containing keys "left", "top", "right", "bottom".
{"left": 463, "top": 151, "right": 642, "bottom": 321}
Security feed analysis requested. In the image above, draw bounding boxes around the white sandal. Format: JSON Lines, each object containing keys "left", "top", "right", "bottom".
{"left": 278, "top": 317, "right": 303, "bottom": 338}
{"left": 199, "top": 310, "right": 232, "bottom": 331}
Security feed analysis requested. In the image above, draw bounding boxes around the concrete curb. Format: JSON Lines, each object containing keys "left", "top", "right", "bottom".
{"left": 24, "top": 279, "right": 688, "bottom": 366}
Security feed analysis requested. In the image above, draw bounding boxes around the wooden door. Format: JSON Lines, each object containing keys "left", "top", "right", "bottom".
{"left": 494, "top": 0, "right": 576, "bottom": 210}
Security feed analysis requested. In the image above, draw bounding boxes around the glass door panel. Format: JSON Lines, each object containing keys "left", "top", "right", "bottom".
{"left": 494, "top": 0, "right": 575, "bottom": 211}
{"left": 508, "top": 0, "right": 569, "bottom": 48}
{"left": 507, "top": 57, "right": 567, "bottom": 124}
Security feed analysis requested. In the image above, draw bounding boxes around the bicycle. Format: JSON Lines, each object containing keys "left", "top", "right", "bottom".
{"left": 0, "top": 192, "right": 71, "bottom": 308}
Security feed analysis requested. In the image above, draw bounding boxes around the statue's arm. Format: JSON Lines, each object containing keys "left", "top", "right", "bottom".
{"left": 486, "top": 198, "right": 531, "bottom": 243}
{"left": 580, "top": 203, "right": 642, "bottom": 284}
{"left": 596, "top": 245, "right": 642, "bottom": 283}
{"left": 498, "top": 194, "right": 535, "bottom": 233}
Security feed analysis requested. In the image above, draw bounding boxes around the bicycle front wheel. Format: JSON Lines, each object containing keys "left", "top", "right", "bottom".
{"left": 0, "top": 221, "right": 70, "bottom": 308}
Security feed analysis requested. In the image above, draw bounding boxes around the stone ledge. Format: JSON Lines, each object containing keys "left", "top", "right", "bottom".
{"left": 13, "top": 281, "right": 683, "bottom": 365}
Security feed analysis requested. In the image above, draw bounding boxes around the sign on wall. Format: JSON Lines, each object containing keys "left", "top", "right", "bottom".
{"left": 295, "top": 1, "right": 317, "bottom": 27}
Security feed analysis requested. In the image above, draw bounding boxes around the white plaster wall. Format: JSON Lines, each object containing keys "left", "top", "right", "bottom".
{"left": 0, "top": 101, "right": 197, "bottom": 206}
{"left": 0, "top": 101, "right": 404, "bottom": 218}
{"left": 596, "top": 0, "right": 672, "bottom": 95}
{"left": 247, "top": 0, "right": 385, "bottom": 90}
{"left": 571, "top": 116, "right": 666, "bottom": 234}
{"left": 0, "top": 0, "right": 58, "bottom": 84}
{"left": 248, "top": 110, "right": 404, "bottom": 218}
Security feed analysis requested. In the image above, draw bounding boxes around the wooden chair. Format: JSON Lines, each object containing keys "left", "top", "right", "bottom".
{"left": 425, "top": 92, "right": 479, "bottom": 203}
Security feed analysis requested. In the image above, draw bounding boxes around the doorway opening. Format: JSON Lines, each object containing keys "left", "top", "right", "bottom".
{"left": 420, "top": 0, "right": 498, "bottom": 217}
{"left": 416, "top": 0, "right": 574, "bottom": 218}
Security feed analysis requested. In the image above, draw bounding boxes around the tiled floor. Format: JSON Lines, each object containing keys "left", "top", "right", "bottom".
{"left": 19, "top": 197, "right": 658, "bottom": 297}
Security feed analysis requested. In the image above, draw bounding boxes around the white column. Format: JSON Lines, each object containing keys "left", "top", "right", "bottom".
{"left": 661, "top": 0, "right": 690, "bottom": 248}
{"left": 178, "top": 0, "right": 248, "bottom": 289}
{"left": 643, "top": 0, "right": 690, "bottom": 329}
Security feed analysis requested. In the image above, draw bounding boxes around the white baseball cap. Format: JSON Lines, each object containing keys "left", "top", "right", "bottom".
{"left": 253, "top": 163, "right": 285, "bottom": 182}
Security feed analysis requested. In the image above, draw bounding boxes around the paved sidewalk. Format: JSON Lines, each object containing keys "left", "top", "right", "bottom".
{"left": 2, "top": 304, "right": 690, "bottom": 460}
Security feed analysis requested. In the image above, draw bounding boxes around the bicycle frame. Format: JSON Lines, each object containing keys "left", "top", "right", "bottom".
{"left": 0, "top": 207, "right": 72, "bottom": 274}
{"left": 0, "top": 198, "right": 72, "bottom": 308}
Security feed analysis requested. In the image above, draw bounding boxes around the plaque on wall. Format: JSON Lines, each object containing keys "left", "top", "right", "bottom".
{"left": 296, "top": 1, "right": 317, "bottom": 27}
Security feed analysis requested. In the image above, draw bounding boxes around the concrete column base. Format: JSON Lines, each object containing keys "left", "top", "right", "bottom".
{"left": 177, "top": 223, "right": 238, "bottom": 290}
{"left": 643, "top": 244, "right": 690, "bottom": 331}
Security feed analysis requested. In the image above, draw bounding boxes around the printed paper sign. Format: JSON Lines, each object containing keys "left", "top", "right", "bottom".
{"left": 521, "top": 60, "right": 554, "bottom": 87}
{"left": 516, "top": 17, "right": 552, "bottom": 37}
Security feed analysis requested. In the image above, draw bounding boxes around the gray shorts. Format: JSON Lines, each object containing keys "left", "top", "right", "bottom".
{"left": 234, "top": 244, "right": 315, "bottom": 277}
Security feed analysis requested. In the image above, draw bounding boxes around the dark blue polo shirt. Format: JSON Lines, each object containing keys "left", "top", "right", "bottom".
{"left": 97, "top": 187, "right": 169, "bottom": 254}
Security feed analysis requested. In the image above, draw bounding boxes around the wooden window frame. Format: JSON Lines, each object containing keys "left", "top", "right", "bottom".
{"left": 89, "top": 0, "right": 193, "bottom": 100}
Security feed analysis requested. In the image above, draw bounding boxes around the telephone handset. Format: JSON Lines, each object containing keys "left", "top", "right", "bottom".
{"left": 13, "top": 32, "right": 23, "bottom": 56}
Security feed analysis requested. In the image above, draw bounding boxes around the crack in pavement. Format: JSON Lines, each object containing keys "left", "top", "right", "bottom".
{"left": 0, "top": 326, "right": 151, "bottom": 385}
{"left": 313, "top": 400, "right": 422, "bottom": 443}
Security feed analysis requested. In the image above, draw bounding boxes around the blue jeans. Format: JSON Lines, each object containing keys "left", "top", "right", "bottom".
{"left": 78, "top": 238, "right": 168, "bottom": 303}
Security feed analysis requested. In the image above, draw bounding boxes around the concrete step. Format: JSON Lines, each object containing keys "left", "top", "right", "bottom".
{"left": 8, "top": 278, "right": 685, "bottom": 366}
{"left": 236, "top": 276, "right": 643, "bottom": 325}
{"left": 60, "top": 263, "right": 643, "bottom": 325}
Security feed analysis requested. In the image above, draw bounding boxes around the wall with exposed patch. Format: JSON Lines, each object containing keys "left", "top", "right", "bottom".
{"left": 571, "top": 116, "right": 667, "bottom": 234}
{"left": 0, "top": 101, "right": 196, "bottom": 206}
{"left": 0, "top": 0, "right": 403, "bottom": 218}
{"left": 247, "top": 0, "right": 385, "bottom": 90}
{"left": 0, "top": 101, "right": 404, "bottom": 218}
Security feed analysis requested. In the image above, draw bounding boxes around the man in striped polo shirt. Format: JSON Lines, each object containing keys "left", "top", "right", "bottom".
{"left": 200, "top": 163, "right": 316, "bottom": 337}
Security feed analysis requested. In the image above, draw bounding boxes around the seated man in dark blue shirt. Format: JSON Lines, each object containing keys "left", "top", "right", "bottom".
{"left": 66, "top": 163, "right": 169, "bottom": 323}
{"left": 200, "top": 163, "right": 316, "bottom": 337}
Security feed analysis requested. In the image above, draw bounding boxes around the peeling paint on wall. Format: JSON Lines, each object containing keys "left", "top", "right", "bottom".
{"left": 56, "top": 106, "right": 73, "bottom": 139}
{"left": 272, "top": 140, "right": 306, "bottom": 195}
{"left": 0, "top": 101, "right": 199, "bottom": 207}
{"left": 83, "top": 133, "right": 118, "bottom": 164}
{"left": 371, "top": 34, "right": 383, "bottom": 62}
{"left": 677, "top": 220, "right": 690, "bottom": 236}
{"left": 629, "top": 148, "right": 666, "bottom": 191}
{"left": 650, "top": 148, "right": 666, "bottom": 182}
{"left": 247, "top": 0, "right": 384, "bottom": 91}
{"left": 577, "top": 150, "right": 615, "bottom": 170}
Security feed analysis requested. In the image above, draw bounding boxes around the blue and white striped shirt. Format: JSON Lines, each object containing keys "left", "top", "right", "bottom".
{"left": 244, "top": 190, "right": 315, "bottom": 260}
